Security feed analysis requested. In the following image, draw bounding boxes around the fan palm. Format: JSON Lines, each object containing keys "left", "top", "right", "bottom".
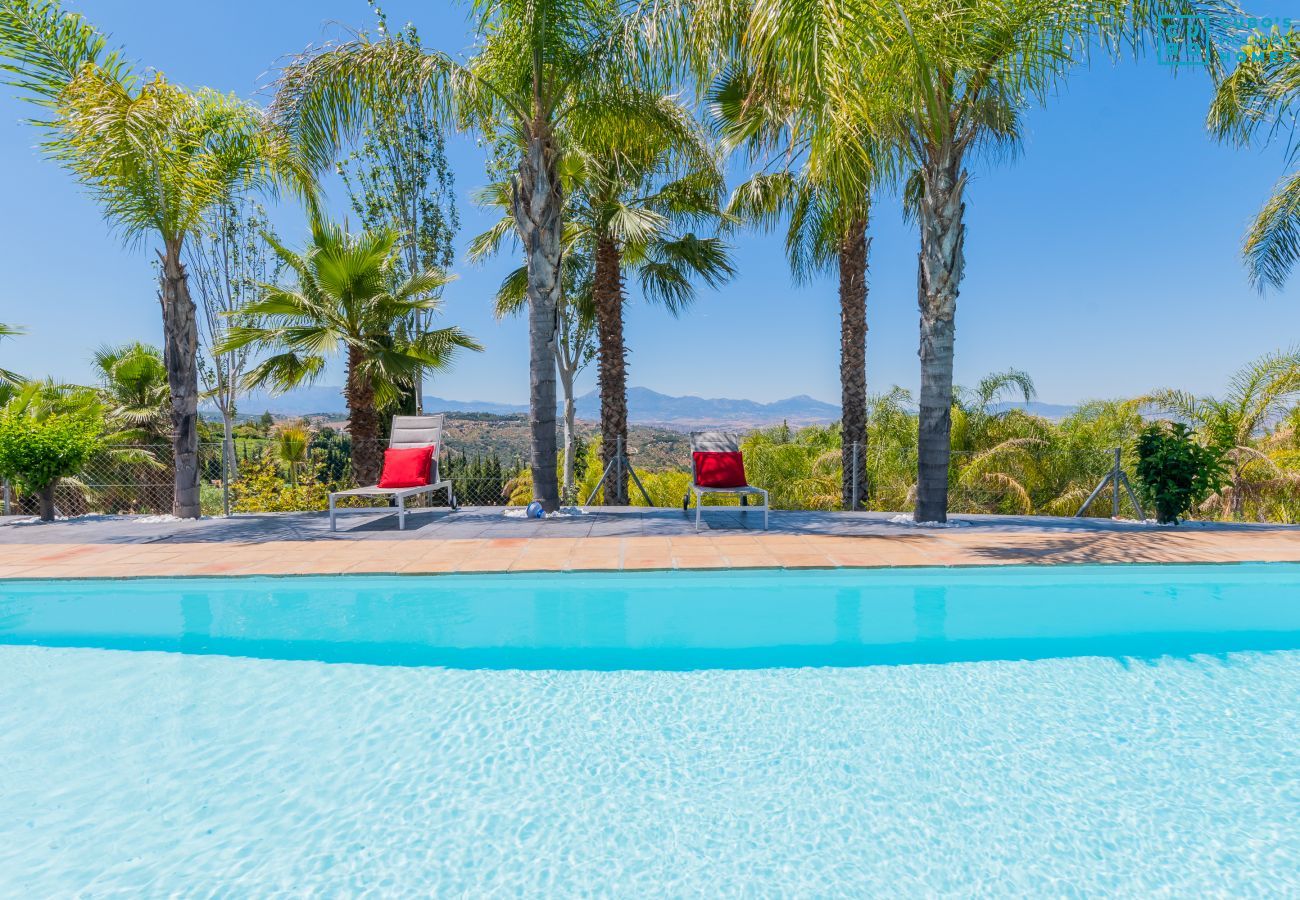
{"left": 92, "top": 342, "right": 171, "bottom": 447}
{"left": 274, "top": 424, "right": 312, "bottom": 487}
{"left": 0, "top": 323, "right": 23, "bottom": 388}
{"left": 1147, "top": 349, "right": 1300, "bottom": 518}
{"left": 0, "top": 0, "right": 308, "bottom": 517}
{"left": 219, "top": 220, "right": 481, "bottom": 486}
{"left": 270, "top": 0, "right": 671, "bottom": 511}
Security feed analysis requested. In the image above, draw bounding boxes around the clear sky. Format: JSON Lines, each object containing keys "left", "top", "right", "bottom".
{"left": 3, "top": 1, "right": 1299, "bottom": 408}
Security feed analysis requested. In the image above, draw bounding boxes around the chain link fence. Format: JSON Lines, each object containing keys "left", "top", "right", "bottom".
{"left": 2, "top": 440, "right": 525, "bottom": 518}
{"left": 1, "top": 437, "right": 1148, "bottom": 520}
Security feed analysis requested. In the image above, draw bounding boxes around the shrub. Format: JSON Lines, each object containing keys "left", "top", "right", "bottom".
{"left": 0, "top": 411, "right": 103, "bottom": 520}
{"left": 1135, "top": 422, "right": 1225, "bottom": 524}
{"left": 230, "top": 451, "right": 329, "bottom": 513}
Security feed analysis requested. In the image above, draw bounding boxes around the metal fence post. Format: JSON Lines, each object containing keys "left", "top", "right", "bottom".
{"left": 221, "top": 440, "right": 232, "bottom": 518}
{"left": 2, "top": 478, "right": 10, "bottom": 516}
{"left": 1111, "top": 447, "right": 1121, "bottom": 519}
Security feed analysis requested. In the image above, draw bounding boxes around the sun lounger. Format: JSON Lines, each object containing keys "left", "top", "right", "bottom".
{"left": 682, "top": 430, "right": 768, "bottom": 531}
{"left": 328, "top": 415, "right": 455, "bottom": 531}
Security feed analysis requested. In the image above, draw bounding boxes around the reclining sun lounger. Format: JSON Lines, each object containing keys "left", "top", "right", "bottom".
{"left": 682, "top": 430, "right": 768, "bottom": 531}
{"left": 329, "top": 414, "right": 455, "bottom": 531}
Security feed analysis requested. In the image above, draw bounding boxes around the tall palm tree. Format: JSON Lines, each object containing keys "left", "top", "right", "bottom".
{"left": 0, "top": 323, "right": 23, "bottom": 388}
{"left": 1147, "top": 349, "right": 1300, "bottom": 518}
{"left": 471, "top": 94, "right": 733, "bottom": 505}
{"left": 1209, "top": 30, "right": 1300, "bottom": 290}
{"left": 0, "top": 0, "right": 307, "bottom": 517}
{"left": 685, "top": 0, "right": 1228, "bottom": 521}
{"left": 712, "top": 57, "right": 885, "bottom": 510}
{"left": 219, "top": 220, "right": 481, "bottom": 486}
{"left": 270, "top": 1, "right": 670, "bottom": 510}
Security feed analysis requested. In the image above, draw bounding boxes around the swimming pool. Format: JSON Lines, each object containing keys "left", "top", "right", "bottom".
{"left": 1, "top": 563, "right": 1297, "bottom": 893}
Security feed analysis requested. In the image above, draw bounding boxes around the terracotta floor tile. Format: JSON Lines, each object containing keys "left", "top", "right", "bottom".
{"left": 774, "top": 555, "right": 834, "bottom": 569}
{"left": 393, "top": 558, "right": 457, "bottom": 574}
{"left": 507, "top": 557, "right": 570, "bottom": 572}
{"left": 621, "top": 555, "right": 674, "bottom": 569}
{"left": 722, "top": 554, "right": 781, "bottom": 568}
{"left": 672, "top": 557, "right": 729, "bottom": 569}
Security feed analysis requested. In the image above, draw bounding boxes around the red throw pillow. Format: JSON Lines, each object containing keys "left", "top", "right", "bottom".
{"left": 378, "top": 446, "right": 435, "bottom": 488}
{"left": 693, "top": 451, "right": 747, "bottom": 488}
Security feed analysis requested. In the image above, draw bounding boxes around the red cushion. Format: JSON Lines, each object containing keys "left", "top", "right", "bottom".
{"left": 378, "top": 446, "right": 434, "bottom": 488}
{"left": 693, "top": 451, "right": 747, "bottom": 488}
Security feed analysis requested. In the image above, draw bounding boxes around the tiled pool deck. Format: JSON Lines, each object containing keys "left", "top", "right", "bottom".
{"left": 1, "top": 507, "right": 1298, "bottom": 578}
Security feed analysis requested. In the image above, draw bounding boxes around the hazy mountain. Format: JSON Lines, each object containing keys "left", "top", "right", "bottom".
{"left": 226, "top": 385, "right": 842, "bottom": 429}
{"left": 988, "top": 401, "right": 1076, "bottom": 420}
{"left": 574, "top": 387, "right": 840, "bottom": 429}
{"left": 232, "top": 387, "right": 527, "bottom": 418}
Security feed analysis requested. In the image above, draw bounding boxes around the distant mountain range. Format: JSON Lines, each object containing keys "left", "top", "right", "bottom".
{"left": 230, "top": 385, "right": 843, "bottom": 429}
{"left": 227, "top": 387, "right": 1074, "bottom": 429}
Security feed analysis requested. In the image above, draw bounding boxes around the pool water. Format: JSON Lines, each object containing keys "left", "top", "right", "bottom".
{"left": 1, "top": 564, "right": 1298, "bottom": 894}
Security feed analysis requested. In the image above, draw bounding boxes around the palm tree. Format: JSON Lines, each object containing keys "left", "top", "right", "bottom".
{"left": 0, "top": 0, "right": 307, "bottom": 517}
{"left": 274, "top": 423, "right": 311, "bottom": 487}
{"left": 470, "top": 95, "right": 733, "bottom": 505}
{"left": 712, "top": 55, "right": 885, "bottom": 510}
{"left": 698, "top": 0, "right": 1226, "bottom": 521}
{"left": 92, "top": 342, "right": 171, "bottom": 448}
{"left": 1209, "top": 30, "right": 1300, "bottom": 289}
{"left": 1147, "top": 349, "right": 1300, "bottom": 518}
{"left": 0, "top": 323, "right": 23, "bottom": 388}
{"left": 270, "top": 1, "right": 670, "bottom": 510}
{"left": 219, "top": 220, "right": 480, "bottom": 486}
{"left": 481, "top": 247, "right": 596, "bottom": 503}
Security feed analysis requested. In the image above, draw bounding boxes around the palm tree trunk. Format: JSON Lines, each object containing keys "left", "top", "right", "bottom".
{"left": 159, "top": 241, "right": 201, "bottom": 518}
{"left": 594, "top": 234, "right": 628, "bottom": 506}
{"left": 915, "top": 150, "right": 966, "bottom": 524}
{"left": 839, "top": 218, "right": 869, "bottom": 510}
{"left": 511, "top": 128, "right": 562, "bottom": 511}
{"left": 346, "top": 345, "right": 382, "bottom": 485}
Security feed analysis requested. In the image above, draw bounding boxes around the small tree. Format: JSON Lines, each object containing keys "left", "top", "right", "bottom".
{"left": 1135, "top": 423, "right": 1225, "bottom": 525}
{"left": 189, "top": 198, "right": 280, "bottom": 488}
{"left": 336, "top": 8, "right": 460, "bottom": 416}
{"left": 0, "top": 410, "right": 103, "bottom": 520}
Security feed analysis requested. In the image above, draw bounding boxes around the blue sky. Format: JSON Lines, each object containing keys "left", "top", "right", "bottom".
{"left": 2, "top": 1, "right": 1299, "bottom": 408}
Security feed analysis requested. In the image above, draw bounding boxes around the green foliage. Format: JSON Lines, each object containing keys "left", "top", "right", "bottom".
{"left": 92, "top": 341, "right": 170, "bottom": 446}
{"left": 0, "top": 323, "right": 23, "bottom": 387}
{"left": 221, "top": 218, "right": 480, "bottom": 410}
{"left": 0, "top": 409, "right": 102, "bottom": 517}
{"left": 230, "top": 451, "right": 329, "bottom": 513}
{"left": 1135, "top": 423, "right": 1226, "bottom": 525}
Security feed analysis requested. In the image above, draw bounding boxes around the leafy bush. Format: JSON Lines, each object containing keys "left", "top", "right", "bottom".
{"left": 230, "top": 451, "right": 329, "bottom": 513}
{"left": 0, "top": 410, "right": 103, "bottom": 519}
{"left": 1135, "top": 422, "right": 1225, "bottom": 524}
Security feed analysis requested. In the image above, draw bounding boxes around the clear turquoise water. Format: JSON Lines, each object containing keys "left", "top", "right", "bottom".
{"left": 1, "top": 563, "right": 1297, "bottom": 894}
